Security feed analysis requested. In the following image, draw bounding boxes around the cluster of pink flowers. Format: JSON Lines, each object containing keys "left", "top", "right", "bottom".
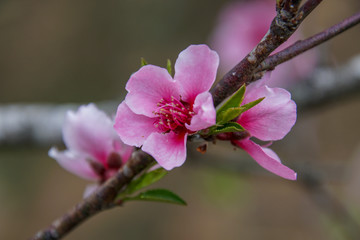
{"left": 209, "top": 0, "right": 317, "bottom": 88}
{"left": 50, "top": 44, "right": 298, "bottom": 182}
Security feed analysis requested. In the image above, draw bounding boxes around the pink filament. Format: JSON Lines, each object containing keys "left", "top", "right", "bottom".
{"left": 153, "top": 96, "right": 194, "bottom": 132}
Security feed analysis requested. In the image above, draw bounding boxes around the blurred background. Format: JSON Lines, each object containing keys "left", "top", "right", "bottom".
{"left": 1, "top": 0, "right": 360, "bottom": 239}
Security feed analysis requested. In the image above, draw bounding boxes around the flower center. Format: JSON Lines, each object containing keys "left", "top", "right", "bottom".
{"left": 88, "top": 152, "right": 123, "bottom": 183}
{"left": 153, "top": 96, "right": 194, "bottom": 133}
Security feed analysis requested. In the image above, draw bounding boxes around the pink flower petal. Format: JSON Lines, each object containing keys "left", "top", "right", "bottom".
{"left": 125, "top": 65, "right": 179, "bottom": 117}
{"left": 114, "top": 102, "right": 157, "bottom": 147}
{"left": 174, "top": 45, "right": 219, "bottom": 103}
{"left": 235, "top": 139, "right": 297, "bottom": 180}
{"left": 186, "top": 92, "right": 216, "bottom": 132}
{"left": 261, "top": 147, "right": 281, "bottom": 163}
{"left": 63, "top": 103, "right": 114, "bottom": 164}
{"left": 142, "top": 132, "right": 187, "bottom": 170}
{"left": 49, "top": 147, "right": 98, "bottom": 180}
{"left": 238, "top": 84, "right": 296, "bottom": 141}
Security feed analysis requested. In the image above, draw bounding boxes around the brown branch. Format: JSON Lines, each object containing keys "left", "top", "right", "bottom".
{"left": 258, "top": 11, "right": 360, "bottom": 72}
{"left": 210, "top": 0, "right": 323, "bottom": 106}
{"left": 30, "top": 151, "right": 155, "bottom": 240}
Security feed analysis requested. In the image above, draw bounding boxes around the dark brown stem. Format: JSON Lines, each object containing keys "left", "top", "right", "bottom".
{"left": 210, "top": 0, "right": 323, "bottom": 106}
{"left": 30, "top": 151, "right": 155, "bottom": 240}
{"left": 258, "top": 11, "right": 360, "bottom": 72}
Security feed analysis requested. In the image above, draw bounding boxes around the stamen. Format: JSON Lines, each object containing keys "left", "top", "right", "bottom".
{"left": 153, "top": 96, "right": 194, "bottom": 133}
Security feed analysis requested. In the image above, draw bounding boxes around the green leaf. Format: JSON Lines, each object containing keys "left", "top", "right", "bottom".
{"left": 216, "top": 97, "right": 265, "bottom": 125}
{"left": 216, "top": 107, "right": 243, "bottom": 124}
{"left": 216, "top": 85, "right": 246, "bottom": 123}
{"left": 210, "top": 122, "right": 245, "bottom": 134}
{"left": 140, "top": 57, "right": 148, "bottom": 67}
{"left": 166, "top": 59, "right": 172, "bottom": 75}
{"left": 122, "top": 168, "right": 168, "bottom": 196}
{"left": 240, "top": 97, "right": 265, "bottom": 112}
{"left": 124, "top": 189, "right": 187, "bottom": 206}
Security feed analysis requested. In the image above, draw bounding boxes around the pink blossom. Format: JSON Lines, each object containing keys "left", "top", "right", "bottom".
{"left": 49, "top": 103, "right": 133, "bottom": 182}
{"left": 209, "top": 0, "right": 317, "bottom": 88}
{"left": 114, "top": 44, "right": 219, "bottom": 170}
{"left": 232, "top": 80, "right": 297, "bottom": 180}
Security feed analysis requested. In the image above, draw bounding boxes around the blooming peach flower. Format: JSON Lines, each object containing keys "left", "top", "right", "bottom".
{"left": 231, "top": 80, "right": 297, "bottom": 180}
{"left": 114, "top": 44, "right": 219, "bottom": 170}
{"left": 49, "top": 103, "right": 133, "bottom": 182}
{"left": 209, "top": 0, "right": 317, "bottom": 88}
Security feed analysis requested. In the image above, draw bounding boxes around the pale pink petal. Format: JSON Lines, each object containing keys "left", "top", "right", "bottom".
{"left": 262, "top": 147, "right": 281, "bottom": 163}
{"left": 63, "top": 103, "right": 114, "bottom": 164}
{"left": 148, "top": 163, "right": 162, "bottom": 172}
{"left": 142, "top": 132, "right": 187, "bottom": 170}
{"left": 114, "top": 102, "right": 156, "bottom": 147}
{"left": 174, "top": 45, "right": 219, "bottom": 103}
{"left": 125, "top": 65, "right": 179, "bottom": 117}
{"left": 235, "top": 139, "right": 297, "bottom": 180}
{"left": 238, "top": 84, "right": 296, "bottom": 141}
{"left": 186, "top": 92, "right": 216, "bottom": 132}
{"left": 49, "top": 147, "right": 98, "bottom": 180}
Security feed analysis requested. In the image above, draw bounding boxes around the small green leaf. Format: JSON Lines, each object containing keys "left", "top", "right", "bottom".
{"left": 166, "top": 59, "right": 172, "bottom": 75}
{"left": 240, "top": 97, "right": 265, "bottom": 112}
{"left": 124, "top": 189, "right": 187, "bottom": 206}
{"left": 216, "top": 97, "right": 265, "bottom": 125}
{"left": 122, "top": 168, "right": 168, "bottom": 196}
{"left": 216, "top": 85, "right": 246, "bottom": 123}
{"left": 217, "top": 107, "right": 243, "bottom": 124}
{"left": 140, "top": 57, "right": 148, "bottom": 67}
{"left": 211, "top": 122, "right": 245, "bottom": 134}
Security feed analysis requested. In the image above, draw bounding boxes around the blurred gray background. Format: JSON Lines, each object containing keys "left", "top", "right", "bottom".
{"left": 0, "top": 0, "right": 360, "bottom": 239}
